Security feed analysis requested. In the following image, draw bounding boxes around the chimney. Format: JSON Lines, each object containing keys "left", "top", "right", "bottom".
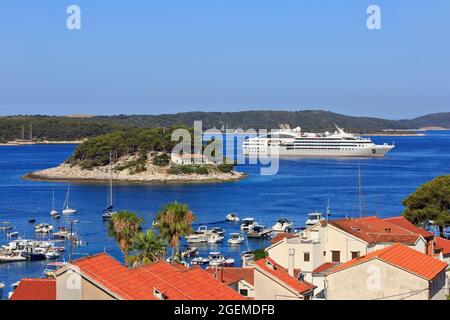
{"left": 288, "top": 248, "right": 295, "bottom": 277}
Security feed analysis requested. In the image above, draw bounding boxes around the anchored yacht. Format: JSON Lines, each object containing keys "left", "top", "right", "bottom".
{"left": 243, "top": 125, "right": 394, "bottom": 157}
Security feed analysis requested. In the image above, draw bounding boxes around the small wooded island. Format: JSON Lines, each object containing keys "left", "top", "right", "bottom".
{"left": 24, "top": 127, "right": 246, "bottom": 184}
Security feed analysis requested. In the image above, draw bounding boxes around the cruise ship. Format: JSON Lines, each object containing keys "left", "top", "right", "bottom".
{"left": 242, "top": 125, "right": 394, "bottom": 157}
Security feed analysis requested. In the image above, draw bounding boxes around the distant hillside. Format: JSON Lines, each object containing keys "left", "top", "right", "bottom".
{"left": 1, "top": 110, "right": 449, "bottom": 142}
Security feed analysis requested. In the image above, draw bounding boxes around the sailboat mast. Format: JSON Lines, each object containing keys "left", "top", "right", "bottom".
{"left": 109, "top": 152, "right": 113, "bottom": 207}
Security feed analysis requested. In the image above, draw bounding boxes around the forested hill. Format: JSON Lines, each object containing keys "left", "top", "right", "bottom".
{"left": 1, "top": 111, "right": 449, "bottom": 142}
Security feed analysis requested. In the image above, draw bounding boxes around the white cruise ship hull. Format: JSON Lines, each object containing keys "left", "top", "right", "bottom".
{"left": 243, "top": 145, "right": 394, "bottom": 158}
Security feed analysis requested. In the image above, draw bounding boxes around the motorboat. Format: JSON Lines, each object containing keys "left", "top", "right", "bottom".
{"left": 0, "top": 251, "right": 29, "bottom": 263}
{"left": 240, "top": 218, "right": 257, "bottom": 232}
{"left": 53, "top": 227, "right": 70, "bottom": 239}
{"left": 44, "top": 262, "right": 67, "bottom": 278}
{"left": 241, "top": 251, "right": 255, "bottom": 267}
{"left": 210, "top": 227, "right": 225, "bottom": 236}
{"left": 181, "top": 246, "right": 198, "bottom": 258}
{"left": 50, "top": 189, "right": 59, "bottom": 217}
{"left": 186, "top": 226, "right": 208, "bottom": 243}
{"left": 35, "top": 223, "right": 54, "bottom": 234}
{"left": 191, "top": 256, "right": 210, "bottom": 265}
{"left": 247, "top": 225, "right": 272, "bottom": 238}
{"left": 207, "top": 233, "right": 224, "bottom": 244}
{"left": 305, "top": 211, "right": 325, "bottom": 227}
{"left": 7, "top": 231, "right": 19, "bottom": 238}
{"left": 272, "top": 218, "right": 294, "bottom": 233}
{"left": 0, "top": 222, "right": 12, "bottom": 231}
{"left": 45, "top": 250, "right": 61, "bottom": 259}
{"left": 30, "top": 247, "right": 47, "bottom": 261}
{"left": 208, "top": 252, "right": 226, "bottom": 267}
{"left": 62, "top": 185, "right": 77, "bottom": 214}
{"left": 226, "top": 213, "right": 240, "bottom": 223}
{"left": 165, "top": 256, "right": 189, "bottom": 267}
{"left": 227, "top": 233, "right": 245, "bottom": 245}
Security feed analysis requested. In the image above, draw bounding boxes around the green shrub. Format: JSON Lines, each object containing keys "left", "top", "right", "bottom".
{"left": 217, "top": 163, "right": 235, "bottom": 173}
{"left": 153, "top": 153, "right": 170, "bottom": 166}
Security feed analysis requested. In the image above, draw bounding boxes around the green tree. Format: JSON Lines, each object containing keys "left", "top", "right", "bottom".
{"left": 108, "top": 211, "right": 144, "bottom": 265}
{"left": 402, "top": 175, "right": 450, "bottom": 238}
{"left": 127, "top": 230, "right": 167, "bottom": 267}
{"left": 154, "top": 202, "right": 195, "bottom": 262}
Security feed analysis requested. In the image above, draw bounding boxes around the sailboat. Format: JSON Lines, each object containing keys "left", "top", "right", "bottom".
{"left": 102, "top": 153, "right": 117, "bottom": 221}
{"left": 50, "top": 189, "right": 59, "bottom": 217}
{"left": 62, "top": 185, "right": 77, "bottom": 214}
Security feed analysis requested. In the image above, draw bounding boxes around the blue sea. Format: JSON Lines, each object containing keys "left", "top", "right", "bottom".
{"left": 1, "top": 131, "right": 450, "bottom": 299}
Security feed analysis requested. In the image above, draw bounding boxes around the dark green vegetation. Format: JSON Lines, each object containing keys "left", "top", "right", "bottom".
{"left": 252, "top": 248, "right": 268, "bottom": 261}
{"left": 1, "top": 111, "right": 449, "bottom": 142}
{"left": 403, "top": 175, "right": 450, "bottom": 238}
{"left": 67, "top": 127, "right": 191, "bottom": 170}
{"left": 167, "top": 165, "right": 209, "bottom": 175}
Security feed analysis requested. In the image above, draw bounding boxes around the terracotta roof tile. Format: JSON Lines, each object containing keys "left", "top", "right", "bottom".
{"left": 312, "top": 262, "right": 340, "bottom": 274}
{"left": 10, "top": 278, "right": 56, "bottom": 300}
{"left": 435, "top": 237, "right": 450, "bottom": 256}
{"left": 329, "top": 216, "right": 421, "bottom": 244}
{"left": 71, "top": 253, "right": 243, "bottom": 300}
{"left": 332, "top": 243, "right": 448, "bottom": 280}
{"left": 384, "top": 216, "right": 434, "bottom": 239}
{"left": 205, "top": 267, "right": 254, "bottom": 286}
{"left": 271, "top": 233, "right": 297, "bottom": 244}
{"left": 255, "top": 258, "right": 316, "bottom": 295}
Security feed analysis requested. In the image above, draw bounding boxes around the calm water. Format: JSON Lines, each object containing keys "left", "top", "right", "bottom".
{"left": 1, "top": 131, "right": 450, "bottom": 299}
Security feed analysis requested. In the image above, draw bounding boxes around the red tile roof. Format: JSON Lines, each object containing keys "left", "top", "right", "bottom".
{"left": 271, "top": 232, "right": 297, "bottom": 244}
{"left": 70, "top": 253, "right": 243, "bottom": 300}
{"left": 255, "top": 258, "right": 316, "bottom": 295}
{"left": 329, "top": 216, "right": 422, "bottom": 244}
{"left": 9, "top": 278, "right": 56, "bottom": 300}
{"left": 205, "top": 267, "right": 254, "bottom": 286}
{"left": 312, "top": 262, "right": 340, "bottom": 274}
{"left": 435, "top": 237, "right": 450, "bottom": 256}
{"left": 384, "top": 216, "right": 434, "bottom": 239}
{"left": 332, "top": 243, "right": 448, "bottom": 281}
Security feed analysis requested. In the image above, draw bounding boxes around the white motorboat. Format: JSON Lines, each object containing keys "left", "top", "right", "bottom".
{"left": 62, "top": 185, "right": 77, "bottom": 214}
{"left": 181, "top": 246, "right": 198, "bottom": 258}
{"left": 186, "top": 226, "right": 209, "bottom": 243}
{"left": 305, "top": 211, "right": 324, "bottom": 227}
{"left": 44, "top": 262, "right": 67, "bottom": 278}
{"left": 227, "top": 233, "right": 245, "bottom": 245}
{"left": 207, "top": 233, "right": 224, "bottom": 244}
{"left": 50, "top": 189, "right": 59, "bottom": 216}
{"left": 208, "top": 252, "right": 226, "bottom": 267}
{"left": 226, "top": 213, "right": 240, "bottom": 223}
{"left": 210, "top": 227, "right": 225, "bottom": 236}
{"left": 7, "top": 231, "right": 19, "bottom": 238}
{"left": 0, "top": 251, "right": 28, "bottom": 263}
{"left": 191, "top": 256, "right": 210, "bottom": 265}
{"left": 0, "top": 222, "right": 12, "bottom": 231}
{"left": 272, "top": 218, "right": 294, "bottom": 233}
{"left": 45, "top": 250, "right": 60, "bottom": 259}
{"left": 240, "top": 218, "right": 257, "bottom": 232}
{"left": 241, "top": 251, "right": 255, "bottom": 267}
{"left": 247, "top": 225, "right": 272, "bottom": 238}
{"left": 35, "top": 223, "right": 54, "bottom": 234}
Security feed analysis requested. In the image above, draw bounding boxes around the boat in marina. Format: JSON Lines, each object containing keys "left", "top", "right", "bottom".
{"left": 305, "top": 211, "right": 325, "bottom": 227}
{"left": 186, "top": 225, "right": 209, "bottom": 243}
{"left": 44, "top": 262, "right": 67, "bottom": 278}
{"left": 247, "top": 225, "right": 272, "bottom": 238}
{"left": 0, "top": 251, "right": 29, "bottom": 263}
{"left": 208, "top": 252, "right": 234, "bottom": 267}
{"left": 243, "top": 124, "right": 395, "bottom": 157}
{"left": 181, "top": 246, "right": 198, "bottom": 258}
{"left": 7, "top": 231, "right": 19, "bottom": 238}
{"left": 240, "top": 218, "right": 257, "bottom": 232}
{"left": 272, "top": 218, "right": 294, "bottom": 233}
{"left": 35, "top": 223, "right": 54, "bottom": 234}
{"left": 0, "top": 222, "right": 12, "bottom": 231}
{"left": 45, "top": 249, "right": 61, "bottom": 259}
{"left": 207, "top": 233, "right": 224, "bottom": 244}
{"left": 227, "top": 233, "right": 245, "bottom": 245}
{"left": 241, "top": 251, "right": 255, "bottom": 268}
{"left": 50, "top": 189, "right": 59, "bottom": 217}
{"left": 62, "top": 185, "right": 77, "bottom": 214}
{"left": 191, "top": 256, "right": 211, "bottom": 265}
{"left": 226, "top": 213, "right": 240, "bottom": 223}
{"left": 102, "top": 153, "right": 118, "bottom": 221}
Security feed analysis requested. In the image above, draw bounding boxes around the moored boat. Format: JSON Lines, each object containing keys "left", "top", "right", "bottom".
{"left": 226, "top": 213, "right": 240, "bottom": 223}
{"left": 305, "top": 211, "right": 324, "bottom": 227}
{"left": 62, "top": 185, "right": 77, "bottom": 214}
{"left": 227, "top": 233, "right": 245, "bottom": 245}
{"left": 247, "top": 225, "right": 272, "bottom": 238}
{"left": 272, "top": 218, "right": 294, "bottom": 233}
{"left": 240, "top": 218, "right": 257, "bottom": 232}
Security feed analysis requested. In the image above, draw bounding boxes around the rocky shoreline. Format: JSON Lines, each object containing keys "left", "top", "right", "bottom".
{"left": 24, "top": 163, "right": 246, "bottom": 184}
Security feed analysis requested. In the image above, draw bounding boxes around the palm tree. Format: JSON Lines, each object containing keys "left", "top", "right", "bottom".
{"left": 127, "top": 230, "right": 167, "bottom": 267}
{"left": 108, "top": 210, "right": 144, "bottom": 265}
{"left": 154, "top": 202, "right": 195, "bottom": 262}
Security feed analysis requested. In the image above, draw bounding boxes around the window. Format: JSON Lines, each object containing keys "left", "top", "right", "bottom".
{"left": 323, "top": 251, "right": 326, "bottom": 256}
{"left": 239, "top": 289, "right": 248, "bottom": 297}
{"left": 304, "top": 252, "right": 310, "bottom": 262}
{"left": 351, "top": 251, "right": 360, "bottom": 259}
{"left": 331, "top": 251, "right": 341, "bottom": 262}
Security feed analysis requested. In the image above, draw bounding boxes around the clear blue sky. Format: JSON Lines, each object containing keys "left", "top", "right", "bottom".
{"left": 0, "top": 1, "right": 449, "bottom": 118}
